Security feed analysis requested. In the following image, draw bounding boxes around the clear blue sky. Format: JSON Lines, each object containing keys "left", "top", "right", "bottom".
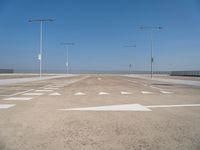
{"left": 0, "top": 0, "right": 200, "bottom": 72}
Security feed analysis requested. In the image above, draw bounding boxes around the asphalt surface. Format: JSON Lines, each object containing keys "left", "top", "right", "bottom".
{"left": 0, "top": 75, "right": 200, "bottom": 150}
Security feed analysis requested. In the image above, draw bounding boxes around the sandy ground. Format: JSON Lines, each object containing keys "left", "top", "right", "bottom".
{"left": 0, "top": 75, "right": 200, "bottom": 150}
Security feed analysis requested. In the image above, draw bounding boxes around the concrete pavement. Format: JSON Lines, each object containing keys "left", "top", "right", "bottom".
{"left": 0, "top": 75, "right": 200, "bottom": 150}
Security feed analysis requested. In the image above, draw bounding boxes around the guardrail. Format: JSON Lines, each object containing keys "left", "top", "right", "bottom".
{"left": 170, "top": 71, "right": 200, "bottom": 77}
{"left": 0, "top": 69, "right": 14, "bottom": 74}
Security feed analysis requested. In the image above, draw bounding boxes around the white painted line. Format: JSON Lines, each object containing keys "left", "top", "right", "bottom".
{"left": 3, "top": 97, "right": 33, "bottom": 101}
{"left": 147, "top": 104, "right": 200, "bottom": 108}
{"left": 160, "top": 91, "right": 173, "bottom": 94}
{"left": 50, "top": 85, "right": 64, "bottom": 88}
{"left": 59, "top": 104, "right": 151, "bottom": 111}
{"left": 150, "top": 85, "right": 163, "bottom": 91}
{"left": 141, "top": 91, "right": 153, "bottom": 94}
{"left": 49, "top": 92, "right": 61, "bottom": 96}
{"left": 121, "top": 91, "right": 132, "bottom": 95}
{"left": 98, "top": 78, "right": 102, "bottom": 80}
{"left": 35, "top": 90, "right": 53, "bottom": 92}
{"left": 74, "top": 92, "right": 86, "bottom": 96}
{"left": 0, "top": 104, "right": 16, "bottom": 109}
{"left": 0, "top": 89, "right": 35, "bottom": 97}
{"left": 44, "top": 87, "right": 59, "bottom": 90}
{"left": 99, "top": 92, "right": 110, "bottom": 95}
{"left": 23, "top": 93, "right": 44, "bottom": 96}
{"left": 126, "top": 80, "right": 138, "bottom": 84}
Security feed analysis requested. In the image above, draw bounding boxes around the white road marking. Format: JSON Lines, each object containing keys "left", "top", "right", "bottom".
{"left": 3, "top": 97, "right": 33, "bottom": 101}
{"left": 98, "top": 78, "right": 102, "bottom": 80}
{"left": 146, "top": 104, "right": 200, "bottom": 108}
{"left": 35, "top": 90, "right": 53, "bottom": 92}
{"left": 23, "top": 93, "right": 44, "bottom": 96}
{"left": 126, "top": 80, "right": 138, "bottom": 83}
{"left": 98, "top": 92, "right": 110, "bottom": 95}
{"left": 49, "top": 92, "right": 61, "bottom": 96}
{"left": 150, "top": 86, "right": 173, "bottom": 94}
{"left": 58, "top": 103, "right": 200, "bottom": 112}
{"left": 121, "top": 91, "right": 132, "bottom": 95}
{"left": 74, "top": 92, "right": 86, "bottom": 96}
{"left": 141, "top": 91, "right": 152, "bottom": 94}
{"left": 44, "top": 87, "right": 59, "bottom": 90}
{"left": 160, "top": 91, "right": 173, "bottom": 94}
{"left": 150, "top": 85, "right": 163, "bottom": 91}
{"left": 0, "top": 104, "right": 16, "bottom": 109}
{"left": 0, "top": 89, "right": 35, "bottom": 97}
{"left": 50, "top": 85, "right": 64, "bottom": 88}
{"left": 59, "top": 104, "right": 151, "bottom": 111}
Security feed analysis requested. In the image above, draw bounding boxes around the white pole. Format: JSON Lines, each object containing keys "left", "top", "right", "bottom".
{"left": 39, "top": 21, "right": 43, "bottom": 78}
{"left": 66, "top": 46, "right": 69, "bottom": 74}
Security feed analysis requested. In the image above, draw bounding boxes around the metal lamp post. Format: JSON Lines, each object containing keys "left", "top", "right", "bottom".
{"left": 28, "top": 19, "right": 53, "bottom": 77}
{"left": 60, "top": 42, "right": 75, "bottom": 74}
{"left": 123, "top": 45, "right": 136, "bottom": 73}
{"left": 140, "top": 26, "right": 163, "bottom": 78}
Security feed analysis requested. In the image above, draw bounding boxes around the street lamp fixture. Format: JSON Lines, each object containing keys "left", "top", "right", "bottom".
{"left": 28, "top": 18, "right": 53, "bottom": 77}
{"left": 60, "top": 42, "right": 75, "bottom": 74}
{"left": 140, "top": 26, "right": 163, "bottom": 78}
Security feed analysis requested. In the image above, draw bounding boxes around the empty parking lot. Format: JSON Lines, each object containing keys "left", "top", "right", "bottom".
{"left": 0, "top": 75, "right": 200, "bottom": 150}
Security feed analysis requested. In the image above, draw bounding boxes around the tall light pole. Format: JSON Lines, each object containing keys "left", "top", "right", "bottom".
{"left": 123, "top": 45, "right": 136, "bottom": 73}
{"left": 28, "top": 19, "right": 53, "bottom": 77}
{"left": 60, "top": 42, "right": 75, "bottom": 74}
{"left": 140, "top": 26, "right": 163, "bottom": 78}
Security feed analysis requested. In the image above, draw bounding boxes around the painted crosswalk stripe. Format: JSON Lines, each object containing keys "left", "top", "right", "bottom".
{"left": 3, "top": 97, "right": 33, "bottom": 101}
{"left": 0, "top": 104, "right": 16, "bottom": 109}
{"left": 74, "top": 92, "right": 86, "bottom": 96}
{"left": 23, "top": 93, "right": 44, "bottom": 96}
{"left": 49, "top": 92, "right": 61, "bottom": 96}
{"left": 99, "top": 92, "right": 110, "bottom": 95}
{"left": 141, "top": 91, "right": 152, "bottom": 94}
{"left": 121, "top": 91, "right": 132, "bottom": 95}
{"left": 160, "top": 91, "right": 173, "bottom": 94}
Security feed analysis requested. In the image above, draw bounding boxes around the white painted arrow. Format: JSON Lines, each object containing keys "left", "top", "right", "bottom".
{"left": 0, "top": 104, "right": 16, "bottom": 109}
{"left": 74, "top": 92, "right": 86, "bottom": 96}
{"left": 49, "top": 92, "right": 61, "bottom": 96}
{"left": 99, "top": 92, "right": 110, "bottom": 95}
{"left": 59, "top": 104, "right": 151, "bottom": 111}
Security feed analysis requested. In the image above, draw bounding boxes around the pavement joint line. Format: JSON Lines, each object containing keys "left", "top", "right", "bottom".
{"left": 0, "top": 104, "right": 16, "bottom": 109}
{"left": 22, "top": 93, "right": 45, "bottom": 96}
{"left": 3, "top": 97, "right": 33, "bottom": 101}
